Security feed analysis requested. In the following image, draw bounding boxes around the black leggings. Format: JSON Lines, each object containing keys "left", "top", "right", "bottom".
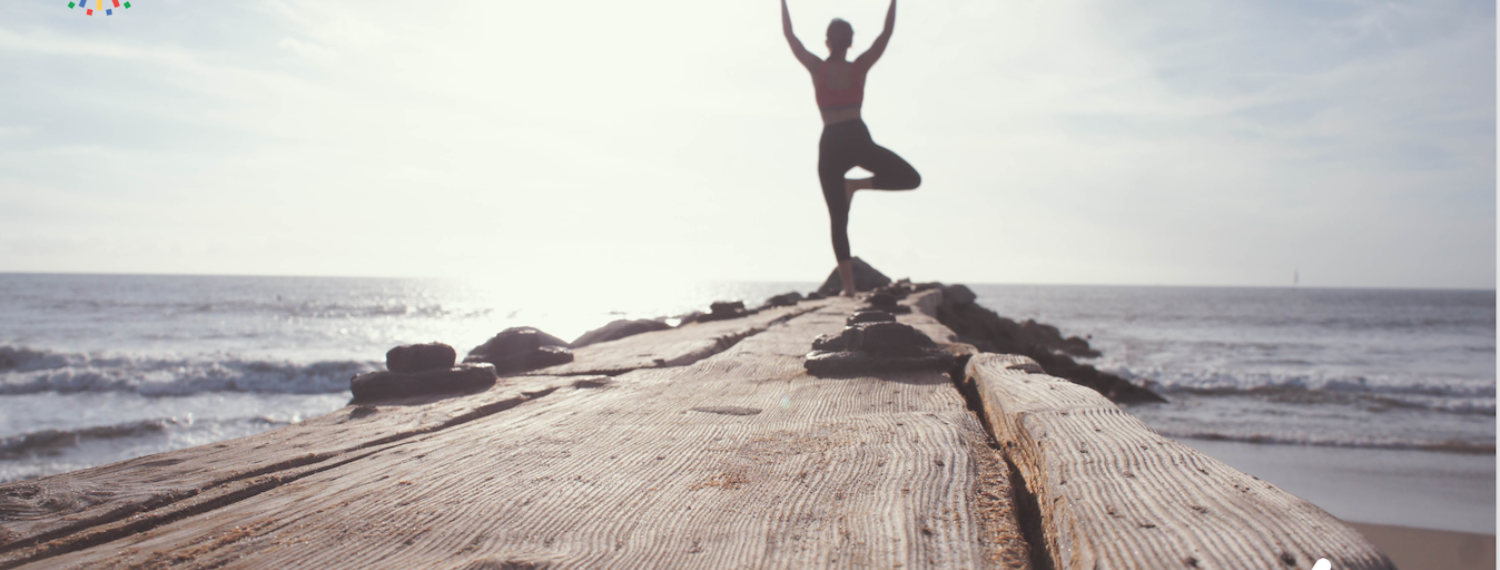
{"left": 819, "top": 119, "right": 921, "bottom": 262}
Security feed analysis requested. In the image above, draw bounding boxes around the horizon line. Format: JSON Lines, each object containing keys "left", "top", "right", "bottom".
{"left": 0, "top": 270, "right": 1493, "bottom": 294}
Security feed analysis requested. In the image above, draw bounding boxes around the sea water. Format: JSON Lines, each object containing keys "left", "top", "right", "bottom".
{"left": 1, "top": 275, "right": 1493, "bottom": 528}
{"left": 970, "top": 285, "right": 1496, "bottom": 453}
{"left": 969, "top": 284, "right": 1496, "bottom": 534}
{"left": 0, "top": 274, "right": 810, "bottom": 482}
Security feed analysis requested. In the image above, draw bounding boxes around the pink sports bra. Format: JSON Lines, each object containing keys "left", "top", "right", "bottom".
{"left": 814, "top": 61, "right": 865, "bottom": 110}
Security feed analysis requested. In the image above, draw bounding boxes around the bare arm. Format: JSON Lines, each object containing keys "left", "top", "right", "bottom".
{"left": 854, "top": 0, "right": 896, "bottom": 70}
{"left": 782, "top": 0, "right": 822, "bottom": 72}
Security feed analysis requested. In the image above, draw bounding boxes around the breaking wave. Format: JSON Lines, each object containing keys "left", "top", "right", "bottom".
{"left": 0, "top": 416, "right": 296, "bottom": 461}
{"left": 1157, "top": 429, "right": 1496, "bottom": 455}
{"left": 0, "top": 345, "right": 375, "bottom": 396}
{"left": 1113, "top": 365, "right": 1496, "bottom": 415}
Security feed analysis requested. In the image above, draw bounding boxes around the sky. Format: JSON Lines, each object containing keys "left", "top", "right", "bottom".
{"left": 0, "top": 0, "right": 1494, "bottom": 289}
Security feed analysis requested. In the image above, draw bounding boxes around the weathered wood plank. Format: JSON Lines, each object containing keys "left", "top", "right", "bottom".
{"left": 966, "top": 353, "right": 1395, "bottom": 570}
{"left": 6, "top": 298, "right": 1031, "bottom": 569}
{"left": 525, "top": 303, "right": 820, "bottom": 376}
{"left": 0, "top": 374, "right": 585, "bottom": 565}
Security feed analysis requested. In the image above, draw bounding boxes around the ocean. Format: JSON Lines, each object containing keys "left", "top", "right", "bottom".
{"left": 0, "top": 274, "right": 1493, "bottom": 531}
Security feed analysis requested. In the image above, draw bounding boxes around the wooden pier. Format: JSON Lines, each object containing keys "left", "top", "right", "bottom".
{"left": 0, "top": 291, "right": 1392, "bottom": 569}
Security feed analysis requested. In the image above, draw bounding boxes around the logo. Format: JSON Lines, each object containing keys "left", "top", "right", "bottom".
{"left": 67, "top": 0, "right": 131, "bottom": 16}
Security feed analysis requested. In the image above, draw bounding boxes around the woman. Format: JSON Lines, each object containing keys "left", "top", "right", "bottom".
{"left": 782, "top": 0, "right": 921, "bottom": 297}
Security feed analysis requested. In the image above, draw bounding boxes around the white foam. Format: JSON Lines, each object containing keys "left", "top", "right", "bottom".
{"left": 0, "top": 345, "right": 375, "bottom": 396}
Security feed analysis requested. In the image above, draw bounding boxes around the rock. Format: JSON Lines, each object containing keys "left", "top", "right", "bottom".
{"left": 864, "top": 291, "right": 911, "bottom": 314}
{"left": 1024, "top": 351, "right": 1163, "bottom": 404}
{"left": 464, "top": 327, "right": 574, "bottom": 374}
{"left": 851, "top": 321, "right": 923, "bottom": 356}
{"left": 872, "top": 278, "right": 916, "bottom": 300}
{"left": 385, "top": 342, "right": 457, "bottom": 373}
{"left": 350, "top": 363, "right": 498, "bottom": 404}
{"left": 762, "top": 291, "right": 803, "bottom": 308}
{"left": 1060, "top": 336, "right": 1097, "bottom": 358}
{"left": 695, "top": 300, "right": 755, "bottom": 323}
{"left": 816, "top": 257, "right": 893, "bottom": 296}
{"left": 942, "top": 284, "right": 977, "bottom": 306}
{"left": 932, "top": 283, "right": 1165, "bottom": 404}
{"left": 805, "top": 292, "right": 826, "bottom": 300}
{"left": 804, "top": 318, "right": 954, "bottom": 376}
{"left": 846, "top": 309, "right": 896, "bottom": 325}
{"left": 467, "top": 326, "right": 569, "bottom": 354}
{"left": 492, "top": 346, "right": 573, "bottom": 375}
{"left": 711, "top": 301, "right": 745, "bottom": 314}
{"left": 1017, "top": 319, "right": 1101, "bottom": 358}
{"left": 571, "top": 319, "right": 671, "bottom": 348}
{"left": 674, "top": 311, "right": 706, "bottom": 326}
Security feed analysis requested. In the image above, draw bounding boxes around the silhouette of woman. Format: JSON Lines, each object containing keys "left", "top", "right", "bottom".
{"left": 782, "top": 0, "right": 920, "bottom": 297}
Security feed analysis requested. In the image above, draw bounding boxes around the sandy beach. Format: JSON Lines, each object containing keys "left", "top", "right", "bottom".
{"left": 1347, "top": 522, "right": 1494, "bottom": 570}
{"left": 1175, "top": 438, "right": 1495, "bottom": 535}
{"left": 1176, "top": 437, "right": 1496, "bottom": 569}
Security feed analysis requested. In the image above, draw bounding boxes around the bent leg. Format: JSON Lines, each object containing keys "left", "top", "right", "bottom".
{"left": 858, "top": 143, "right": 921, "bottom": 190}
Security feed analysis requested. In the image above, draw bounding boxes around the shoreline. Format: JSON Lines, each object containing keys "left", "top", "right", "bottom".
{"left": 1175, "top": 437, "right": 1495, "bottom": 535}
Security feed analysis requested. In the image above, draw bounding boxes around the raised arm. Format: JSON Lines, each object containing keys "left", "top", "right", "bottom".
{"left": 854, "top": 0, "right": 897, "bottom": 70}
{"left": 782, "top": 0, "right": 822, "bottom": 72}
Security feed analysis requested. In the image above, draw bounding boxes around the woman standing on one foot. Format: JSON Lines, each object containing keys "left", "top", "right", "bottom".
{"left": 782, "top": 0, "right": 921, "bottom": 297}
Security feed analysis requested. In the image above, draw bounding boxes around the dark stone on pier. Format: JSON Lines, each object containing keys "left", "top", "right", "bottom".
{"left": 864, "top": 291, "right": 911, "bottom": 314}
{"left": 693, "top": 300, "right": 756, "bottom": 323}
{"left": 816, "top": 257, "right": 892, "bottom": 296}
{"left": 846, "top": 309, "right": 896, "bottom": 326}
{"left": 571, "top": 319, "right": 671, "bottom": 348}
{"left": 805, "top": 318, "right": 955, "bottom": 377}
{"left": 386, "top": 342, "right": 457, "bottom": 373}
{"left": 762, "top": 292, "right": 803, "bottom": 308}
{"left": 350, "top": 363, "right": 498, "bottom": 404}
{"left": 871, "top": 278, "right": 919, "bottom": 301}
{"left": 464, "top": 327, "right": 575, "bottom": 374}
{"left": 468, "top": 326, "right": 570, "bottom": 353}
{"left": 854, "top": 321, "right": 924, "bottom": 356}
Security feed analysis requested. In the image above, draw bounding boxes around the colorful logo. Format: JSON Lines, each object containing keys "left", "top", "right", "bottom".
{"left": 68, "top": 0, "right": 130, "bottom": 16}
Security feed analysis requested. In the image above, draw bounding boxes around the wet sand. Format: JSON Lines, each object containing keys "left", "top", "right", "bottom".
{"left": 1175, "top": 437, "right": 1495, "bottom": 535}
{"left": 1345, "top": 522, "right": 1494, "bottom": 570}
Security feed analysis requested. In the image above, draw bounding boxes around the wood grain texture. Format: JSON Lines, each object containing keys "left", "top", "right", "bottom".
{"left": 966, "top": 353, "right": 1395, "bottom": 570}
{"left": 524, "top": 304, "right": 820, "bottom": 376}
{"left": 0, "top": 374, "right": 585, "bottom": 566}
{"left": 4, "top": 297, "right": 1031, "bottom": 569}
